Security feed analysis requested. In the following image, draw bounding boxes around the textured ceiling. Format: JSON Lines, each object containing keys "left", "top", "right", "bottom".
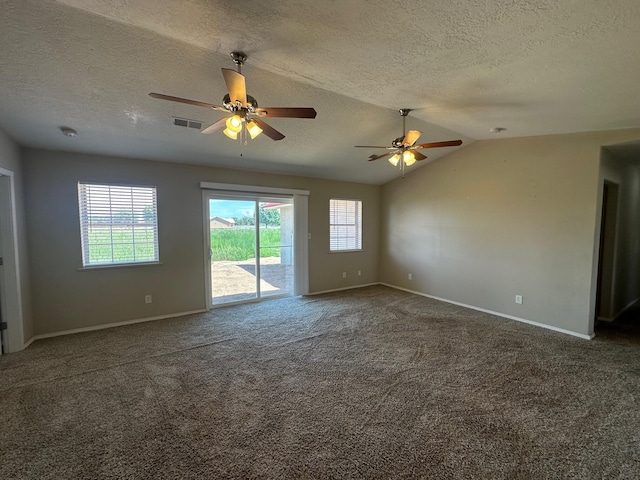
{"left": 1, "top": 0, "right": 639, "bottom": 184}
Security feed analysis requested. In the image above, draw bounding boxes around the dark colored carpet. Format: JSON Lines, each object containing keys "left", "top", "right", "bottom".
{"left": 1, "top": 285, "right": 639, "bottom": 479}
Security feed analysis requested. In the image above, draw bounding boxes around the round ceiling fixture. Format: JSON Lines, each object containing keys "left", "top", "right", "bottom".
{"left": 60, "top": 127, "right": 78, "bottom": 137}
{"left": 490, "top": 127, "right": 506, "bottom": 134}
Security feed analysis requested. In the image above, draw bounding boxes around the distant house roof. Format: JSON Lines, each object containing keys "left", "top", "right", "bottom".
{"left": 210, "top": 216, "right": 235, "bottom": 227}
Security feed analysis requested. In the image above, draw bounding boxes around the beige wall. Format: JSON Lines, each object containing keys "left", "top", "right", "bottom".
{"left": 0, "top": 128, "right": 33, "bottom": 344}
{"left": 380, "top": 128, "right": 640, "bottom": 337}
{"left": 599, "top": 148, "right": 640, "bottom": 319}
{"left": 23, "top": 149, "right": 380, "bottom": 336}
{"left": 20, "top": 128, "right": 640, "bottom": 340}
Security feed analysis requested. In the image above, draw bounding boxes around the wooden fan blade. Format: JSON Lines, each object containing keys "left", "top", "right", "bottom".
{"left": 354, "top": 145, "right": 394, "bottom": 149}
{"left": 402, "top": 130, "right": 422, "bottom": 147}
{"left": 200, "top": 117, "right": 227, "bottom": 134}
{"left": 368, "top": 152, "right": 393, "bottom": 162}
{"left": 221, "top": 68, "right": 247, "bottom": 107}
{"left": 149, "top": 93, "right": 227, "bottom": 111}
{"left": 252, "top": 117, "right": 285, "bottom": 141}
{"left": 413, "top": 151, "right": 428, "bottom": 161}
{"left": 414, "top": 140, "right": 463, "bottom": 149}
{"left": 254, "top": 107, "right": 317, "bottom": 118}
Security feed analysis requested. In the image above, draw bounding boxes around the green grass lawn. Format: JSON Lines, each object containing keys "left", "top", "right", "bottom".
{"left": 85, "top": 226, "right": 283, "bottom": 265}
{"left": 211, "top": 228, "right": 281, "bottom": 261}
{"left": 86, "top": 226, "right": 157, "bottom": 264}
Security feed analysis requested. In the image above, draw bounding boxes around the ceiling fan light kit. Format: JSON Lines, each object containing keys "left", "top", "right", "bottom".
{"left": 355, "top": 108, "right": 463, "bottom": 177}
{"left": 402, "top": 150, "right": 416, "bottom": 166}
{"left": 223, "top": 128, "right": 238, "bottom": 140}
{"left": 246, "top": 120, "right": 263, "bottom": 139}
{"left": 149, "top": 51, "right": 317, "bottom": 144}
{"left": 226, "top": 115, "right": 242, "bottom": 133}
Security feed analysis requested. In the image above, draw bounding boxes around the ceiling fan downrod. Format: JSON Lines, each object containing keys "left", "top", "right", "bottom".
{"left": 230, "top": 51, "right": 247, "bottom": 74}
{"left": 399, "top": 108, "right": 410, "bottom": 137}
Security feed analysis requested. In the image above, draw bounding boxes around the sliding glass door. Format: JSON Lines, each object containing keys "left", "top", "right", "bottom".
{"left": 209, "top": 198, "right": 257, "bottom": 304}
{"left": 207, "top": 194, "right": 294, "bottom": 305}
{"left": 258, "top": 200, "right": 294, "bottom": 298}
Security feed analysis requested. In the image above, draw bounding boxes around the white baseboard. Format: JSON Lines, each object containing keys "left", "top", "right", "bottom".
{"left": 23, "top": 309, "right": 207, "bottom": 346}
{"left": 307, "top": 283, "right": 380, "bottom": 296}
{"left": 380, "top": 283, "right": 595, "bottom": 340}
{"left": 20, "top": 283, "right": 601, "bottom": 348}
{"left": 22, "top": 336, "right": 37, "bottom": 350}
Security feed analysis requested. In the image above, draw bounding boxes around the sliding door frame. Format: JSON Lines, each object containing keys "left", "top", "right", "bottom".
{"left": 201, "top": 182, "right": 309, "bottom": 310}
{"left": 207, "top": 194, "right": 261, "bottom": 305}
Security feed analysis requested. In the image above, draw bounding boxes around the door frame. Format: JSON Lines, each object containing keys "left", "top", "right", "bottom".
{"left": 0, "top": 167, "right": 24, "bottom": 353}
{"left": 201, "top": 182, "right": 309, "bottom": 310}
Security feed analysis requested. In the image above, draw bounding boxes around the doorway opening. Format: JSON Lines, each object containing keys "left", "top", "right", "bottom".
{"left": 207, "top": 195, "right": 295, "bottom": 306}
{"left": 595, "top": 180, "right": 619, "bottom": 323}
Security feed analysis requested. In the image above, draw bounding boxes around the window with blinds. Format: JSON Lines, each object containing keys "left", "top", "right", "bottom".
{"left": 329, "top": 199, "right": 362, "bottom": 251}
{"left": 78, "top": 183, "right": 159, "bottom": 266}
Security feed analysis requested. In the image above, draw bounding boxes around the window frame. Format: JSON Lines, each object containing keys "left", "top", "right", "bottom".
{"left": 329, "top": 198, "right": 363, "bottom": 253}
{"left": 77, "top": 182, "right": 160, "bottom": 268}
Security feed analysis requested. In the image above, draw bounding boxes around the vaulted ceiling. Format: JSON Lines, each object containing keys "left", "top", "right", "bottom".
{"left": 1, "top": 0, "right": 639, "bottom": 184}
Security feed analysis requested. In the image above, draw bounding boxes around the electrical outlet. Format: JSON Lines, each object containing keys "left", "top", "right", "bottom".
{"left": 145, "top": 294, "right": 152, "bottom": 304}
{"left": 408, "top": 273, "right": 413, "bottom": 280}
{"left": 342, "top": 272, "right": 347, "bottom": 278}
{"left": 357, "top": 270, "right": 362, "bottom": 276}
{"left": 515, "top": 295, "right": 523, "bottom": 304}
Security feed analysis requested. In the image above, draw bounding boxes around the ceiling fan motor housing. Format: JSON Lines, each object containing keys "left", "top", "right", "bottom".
{"left": 392, "top": 137, "right": 405, "bottom": 148}
{"left": 223, "top": 93, "right": 258, "bottom": 112}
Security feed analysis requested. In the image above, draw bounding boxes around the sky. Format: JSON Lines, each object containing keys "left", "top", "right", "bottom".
{"left": 209, "top": 199, "right": 255, "bottom": 219}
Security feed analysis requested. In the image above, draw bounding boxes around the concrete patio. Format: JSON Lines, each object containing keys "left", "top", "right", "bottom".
{"left": 211, "top": 257, "right": 294, "bottom": 304}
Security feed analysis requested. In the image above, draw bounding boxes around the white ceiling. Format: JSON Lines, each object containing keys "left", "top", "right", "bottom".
{"left": 1, "top": 0, "right": 639, "bottom": 184}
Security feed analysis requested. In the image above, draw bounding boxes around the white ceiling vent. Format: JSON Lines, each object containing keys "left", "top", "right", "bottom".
{"left": 172, "top": 117, "right": 202, "bottom": 130}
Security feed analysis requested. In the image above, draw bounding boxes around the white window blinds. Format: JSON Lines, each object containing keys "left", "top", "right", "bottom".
{"left": 78, "top": 183, "right": 159, "bottom": 266}
{"left": 329, "top": 199, "right": 362, "bottom": 251}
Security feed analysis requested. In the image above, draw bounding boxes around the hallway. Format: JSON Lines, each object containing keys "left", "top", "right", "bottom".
{"left": 595, "top": 303, "right": 640, "bottom": 345}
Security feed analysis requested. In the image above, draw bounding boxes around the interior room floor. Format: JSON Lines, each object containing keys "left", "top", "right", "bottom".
{"left": 1, "top": 285, "right": 639, "bottom": 479}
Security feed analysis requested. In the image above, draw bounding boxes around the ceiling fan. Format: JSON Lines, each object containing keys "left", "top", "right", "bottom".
{"left": 355, "top": 109, "right": 462, "bottom": 176}
{"left": 149, "top": 52, "right": 317, "bottom": 142}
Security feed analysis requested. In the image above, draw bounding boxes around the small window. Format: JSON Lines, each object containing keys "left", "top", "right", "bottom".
{"left": 329, "top": 199, "right": 362, "bottom": 251}
{"left": 78, "top": 183, "right": 159, "bottom": 266}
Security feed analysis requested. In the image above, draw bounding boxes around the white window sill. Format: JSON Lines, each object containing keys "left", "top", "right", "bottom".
{"left": 78, "top": 261, "right": 162, "bottom": 271}
{"left": 329, "top": 249, "right": 363, "bottom": 254}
